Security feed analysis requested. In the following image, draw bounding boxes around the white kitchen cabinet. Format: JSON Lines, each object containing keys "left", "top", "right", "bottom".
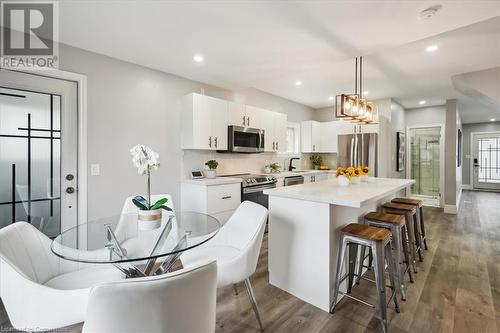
{"left": 262, "top": 110, "right": 287, "bottom": 152}
{"left": 360, "top": 124, "right": 379, "bottom": 133}
{"left": 336, "top": 120, "right": 357, "bottom": 135}
{"left": 228, "top": 101, "right": 247, "bottom": 127}
{"left": 245, "top": 105, "right": 263, "bottom": 129}
{"left": 228, "top": 103, "right": 263, "bottom": 129}
{"left": 181, "top": 181, "right": 241, "bottom": 225}
{"left": 301, "top": 120, "right": 321, "bottom": 153}
{"left": 181, "top": 93, "right": 228, "bottom": 150}
{"left": 320, "top": 122, "right": 338, "bottom": 153}
{"left": 274, "top": 112, "right": 287, "bottom": 152}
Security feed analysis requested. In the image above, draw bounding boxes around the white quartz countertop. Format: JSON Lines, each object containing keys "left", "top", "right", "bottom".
{"left": 264, "top": 177, "right": 415, "bottom": 207}
{"left": 181, "top": 177, "right": 242, "bottom": 186}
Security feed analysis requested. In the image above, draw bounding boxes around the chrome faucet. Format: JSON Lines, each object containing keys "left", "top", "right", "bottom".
{"left": 288, "top": 157, "right": 300, "bottom": 171}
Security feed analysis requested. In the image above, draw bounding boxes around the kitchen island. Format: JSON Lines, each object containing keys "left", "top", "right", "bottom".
{"left": 263, "top": 177, "right": 415, "bottom": 312}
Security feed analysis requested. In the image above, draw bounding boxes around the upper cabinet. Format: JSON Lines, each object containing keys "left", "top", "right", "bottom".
{"left": 301, "top": 120, "right": 321, "bottom": 153}
{"left": 182, "top": 93, "right": 287, "bottom": 152}
{"left": 301, "top": 120, "right": 379, "bottom": 154}
{"left": 181, "top": 93, "right": 228, "bottom": 151}
{"left": 320, "top": 121, "right": 337, "bottom": 153}
{"left": 228, "top": 103, "right": 263, "bottom": 129}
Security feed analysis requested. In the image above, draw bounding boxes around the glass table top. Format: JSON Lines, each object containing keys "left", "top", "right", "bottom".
{"left": 51, "top": 211, "right": 220, "bottom": 264}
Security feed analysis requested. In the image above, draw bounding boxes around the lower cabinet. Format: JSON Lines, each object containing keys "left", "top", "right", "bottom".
{"left": 181, "top": 182, "right": 241, "bottom": 225}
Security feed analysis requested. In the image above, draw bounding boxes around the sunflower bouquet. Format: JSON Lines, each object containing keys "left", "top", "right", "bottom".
{"left": 336, "top": 165, "right": 371, "bottom": 185}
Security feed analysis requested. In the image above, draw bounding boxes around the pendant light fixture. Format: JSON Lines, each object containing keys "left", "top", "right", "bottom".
{"left": 335, "top": 56, "right": 378, "bottom": 124}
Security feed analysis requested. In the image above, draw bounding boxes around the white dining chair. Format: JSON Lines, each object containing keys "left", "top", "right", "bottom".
{"left": 0, "top": 222, "right": 124, "bottom": 332}
{"left": 82, "top": 260, "right": 217, "bottom": 333}
{"left": 181, "top": 201, "right": 268, "bottom": 331}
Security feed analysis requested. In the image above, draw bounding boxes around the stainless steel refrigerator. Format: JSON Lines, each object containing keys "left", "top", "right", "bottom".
{"left": 338, "top": 133, "right": 378, "bottom": 176}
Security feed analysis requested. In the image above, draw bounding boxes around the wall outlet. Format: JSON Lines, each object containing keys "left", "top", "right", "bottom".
{"left": 90, "top": 164, "right": 100, "bottom": 176}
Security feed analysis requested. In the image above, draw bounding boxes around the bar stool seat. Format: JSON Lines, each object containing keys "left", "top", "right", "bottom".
{"left": 331, "top": 223, "right": 399, "bottom": 333}
{"left": 362, "top": 212, "right": 414, "bottom": 301}
{"left": 392, "top": 198, "right": 428, "bottom": 250}
{"left": 382, "top": 202, "right": 423, "bottom": 272}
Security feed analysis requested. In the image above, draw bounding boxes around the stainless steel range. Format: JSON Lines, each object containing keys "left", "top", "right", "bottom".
{"left": 225, "top": 174, "right": 277, "bottom": 209}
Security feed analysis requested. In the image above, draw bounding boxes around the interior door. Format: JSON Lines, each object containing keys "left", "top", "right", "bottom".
{"left": 473, "top": 132, "right": 500, "bottom": 190}
{"left": 0, "top": 70, "right": 78, "bottom": 236}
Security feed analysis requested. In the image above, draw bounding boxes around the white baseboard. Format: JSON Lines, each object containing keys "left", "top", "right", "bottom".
{"left": 462, "top": 184, "right": 472, "bottom": 190}
{"left": 444, "top": 204, "right": 457, "bottom": 214}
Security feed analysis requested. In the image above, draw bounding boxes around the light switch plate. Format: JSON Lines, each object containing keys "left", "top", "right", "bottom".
{"left": 90, "top": 164, "right": 100, "bottom": 176}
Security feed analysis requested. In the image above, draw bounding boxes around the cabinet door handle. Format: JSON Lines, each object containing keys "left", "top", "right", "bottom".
{"left": 272, "top": 142, "right": 275, "bottom": 150}
{"left": 209, "top": 136, "right": 212, "bottom": 148}
{"left": 214, "top": 137, "right": 218, "bottom": 148}
{"left": 313, "top": 144, "right": 315, "bottom": 151}
{"left": 243, "top": 116, "right": 246, "bottom": 126}
{"left": 221, "top": 195, "right": 232, "bottom": 200}
{"left": 247, "top": 116, "right": 250, "bottom": 126}
{"left": 276, "top": 142, "right": 279, "bottom": 151}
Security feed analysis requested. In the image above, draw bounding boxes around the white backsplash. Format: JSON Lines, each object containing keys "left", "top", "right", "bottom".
{"left": 182, "top": 150, "right": 338, "bottom": 178}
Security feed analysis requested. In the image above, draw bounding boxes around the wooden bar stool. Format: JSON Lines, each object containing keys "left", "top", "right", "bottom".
{"left": 360, "top": 212, "right": 414, "bottom": 301}
{"left": 331, "top": 223, "right": 399, "bottom": 333}
{"left": 391, "top": 198, "right": 428, "bottom": 250}
{"left": 382, "top": 203, "right": 423, "bottom": 272}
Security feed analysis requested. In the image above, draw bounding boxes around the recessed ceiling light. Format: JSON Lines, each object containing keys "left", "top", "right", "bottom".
{"left": 295, "top": 81, "right": 303, "bottom": 86}
{"left": 328, "top": 96, "right": 334, "bottom": 101}
{"left": 419, "top": 100, "right": 426, "bottom": 105}
{"left": 362, "top": 91, "right": 369, "bottom": 95}
{"left": 426, "top": 45, "right": 438, "bottom": 53}
{"left": 490, "top": 118, "right": 496, "bottom": 122}
{"left": 193, "top": 54, "right": 204, "bottom": 63}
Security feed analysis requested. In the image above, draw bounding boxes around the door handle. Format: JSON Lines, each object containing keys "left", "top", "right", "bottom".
{"left": 247, "top": 116, "right": 250, "bottom": 126}
{"left": 242, "top": 116, "right": 246, "bottom": 126}
{"left": 66, "top": 187, "right": 75, "bottom": 194}
{"left": 209, "top": 136, "right": 212, "bottom": 148}
{"left": 221, "top": 195, "right": 232, "bottom": 200}
{"left": 273, "top": 142, "right": 275, "bottom": 150}
{"left": 276, "top": 142, "right": 279, "bottom": 151}
{"left": 214, "top": 137, "right": 218, "bottom": 148}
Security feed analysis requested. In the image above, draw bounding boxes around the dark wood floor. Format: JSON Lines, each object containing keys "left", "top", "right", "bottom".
{"left": 1, "top": 190, "right": 499, "bottom": 333}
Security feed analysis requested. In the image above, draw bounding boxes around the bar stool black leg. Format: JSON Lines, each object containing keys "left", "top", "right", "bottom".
{"left": 347, "top": 243, "right": 358, "bottom": 293}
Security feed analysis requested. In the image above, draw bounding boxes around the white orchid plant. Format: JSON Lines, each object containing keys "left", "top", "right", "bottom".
{"left": 130, "top": 144, "right": 171, "bottom": 212}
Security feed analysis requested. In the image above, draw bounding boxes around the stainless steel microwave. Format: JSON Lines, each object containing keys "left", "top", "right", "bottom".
{"left": 226, "top": 126, "right": 264, "bottom": 153}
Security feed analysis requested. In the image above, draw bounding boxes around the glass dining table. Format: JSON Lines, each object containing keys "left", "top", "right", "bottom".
{"left": 51, "top": 211, "right": 220, "bottom": 278}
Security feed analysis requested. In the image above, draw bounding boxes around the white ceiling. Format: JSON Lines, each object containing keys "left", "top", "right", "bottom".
{"left": 57, "top": 1, "right": 500, "bottom": 122}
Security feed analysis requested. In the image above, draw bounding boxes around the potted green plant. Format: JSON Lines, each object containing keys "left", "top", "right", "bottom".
{"left": 310, "top": 155, "right": 322, "bottom": 170}
{"left": 130, "top": 144, "right": 172, "bottom": 230}
{"left": 205, "top": 159, "right": 218, "bottom": 179}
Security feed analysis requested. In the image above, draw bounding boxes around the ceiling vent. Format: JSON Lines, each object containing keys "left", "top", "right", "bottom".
{"left": 419, "top": 5, "right": 442, "bottom": 20}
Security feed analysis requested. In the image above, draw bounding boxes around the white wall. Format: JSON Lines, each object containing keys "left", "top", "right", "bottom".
{"left": 405, "top": 106, "right": 446, "bottom": 127}
{"left": 58, "top": 44, "right": 314, "bottom": 220}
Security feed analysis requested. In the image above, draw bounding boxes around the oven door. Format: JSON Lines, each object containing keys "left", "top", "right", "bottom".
{"left": 229, "top": 126, "right": 264, "bottom": 153}
{"left": 242, "top": 183, "right": 276, "bottom": 209}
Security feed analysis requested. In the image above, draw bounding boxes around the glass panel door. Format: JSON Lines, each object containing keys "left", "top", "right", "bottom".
{"left": 0, "top": 88, "right": 61, "bottom": 237}
{"left": 473, "top": 133, "right": 500, "bottom": 190}
{"left": 409, "top": 127, "right": 442, "bottom": 207}
{"left": 0, "top": 70, "right": 79, "bottom": 237}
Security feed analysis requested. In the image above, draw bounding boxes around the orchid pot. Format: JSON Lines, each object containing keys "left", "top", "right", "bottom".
{"left": 138, "top": 209, "right": 162, "bottom": 231}
{"left": 205, "top": 169, "right": 216, "bottom": 179}
{"left": 130, "top": 144, "right": 172, "bottom": 231}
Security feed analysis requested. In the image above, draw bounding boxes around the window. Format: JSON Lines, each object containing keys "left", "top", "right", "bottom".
{"left": 286, "top": 122, "right": 300, "bottom": 154}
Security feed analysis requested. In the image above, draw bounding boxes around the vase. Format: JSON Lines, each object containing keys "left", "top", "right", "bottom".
{"left": 337, "top": 175, "right": 350, "bottom": 186}
{"left": 351, "top": 176, "right": 361, "bottom": 184}
{"left": 138, "top": 209, "right": 162, "bottom": 231}
{"left": 205, "top": 169, "right": 216, "bottom": 179}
